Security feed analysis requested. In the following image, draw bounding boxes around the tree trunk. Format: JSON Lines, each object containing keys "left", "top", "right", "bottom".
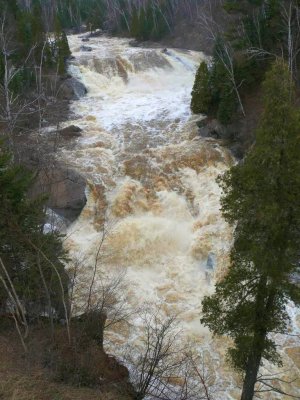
{"left": 241, "top": 277, "right": 276, "bottom": 400}
{"left": 241, "top": 347, "right": 263, "bottom": 400}
{"left": 241, "top": 275, "right": 266, "bottom": 400}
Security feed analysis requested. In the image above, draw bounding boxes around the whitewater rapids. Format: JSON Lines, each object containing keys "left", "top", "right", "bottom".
{"left": 58, "top": 33, "right": 300, "bottom": 399}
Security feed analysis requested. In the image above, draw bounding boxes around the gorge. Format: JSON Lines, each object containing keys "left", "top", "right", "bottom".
{"left": 53, "top": 33, "right": 300, "bottom": 399}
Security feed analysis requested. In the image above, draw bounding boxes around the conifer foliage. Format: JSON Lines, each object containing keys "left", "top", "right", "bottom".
{"left": 190, "top": 41, "right": 239, "bottom": 125}
{"left": 129, "top": 3, "right": 169, "bottom": 41}
{"left": 54, "top": 16, "right": 71, "bottom": 74}
{"left": 0, "top": 0, "right": 71, "bottom": 99}
{"left": 201, "top": 60, "right": 300, "bottom": 400}
{"left": 0, "top": 143, "right": 69, "bottom": 321}
{"left": 190, "top": 62, "right": 212, "bottom": 115}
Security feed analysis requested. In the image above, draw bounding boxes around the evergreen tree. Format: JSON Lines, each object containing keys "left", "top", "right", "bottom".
{"left": 190, "top": 61, "right": 212, "bottom": 115}
{"left": 0, "top": 144, "right": 69, "bottom": 320}
{"left": 153, "top": 4, "right": 169, "bottom": 40}
{"left": 191, "top": 37, "right": 241, "bottom": 123}
{"left": 224, "top": 0, "right": 283, "bottom": 83}
{"left": 201, "top": 60, "right": 300, "bottom": 400}
{"left": 7, "top": 0, "right": 19, "bottom": 17}
{"left": 130, "top": 7, "right": 140, "bottom": 38}
{"left": 217, "top": 83, "right": 237, "bottom": 125}
{"left": 118, "top": 0, "right": 129, "bottom": 32}
{"left": 0, "top": 52, "right": 4, "bottom": 84}
{"left": 17, "top": 11, "right": 34, "bottom": 59}
{"left": 54, "top": 16, "right": 71, "bottom": 74}
{"left": 86, "top": 1, "right": 106, "bottom": 32}
{"left": 44, "top": 40, "right": 54, "bottom": 70}
{"left": 138, "top": 8, "right": 147, "bottom": 40}
{"left": 31, "top": 1, "right": 44, "bottom": 42}
{"left": 144, "top": 5, "right": 154, "bottom": 40}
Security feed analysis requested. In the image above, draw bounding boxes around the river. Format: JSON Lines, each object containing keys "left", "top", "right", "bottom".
{"left": 57, "top": 33, "right": 300, "bottom": 399}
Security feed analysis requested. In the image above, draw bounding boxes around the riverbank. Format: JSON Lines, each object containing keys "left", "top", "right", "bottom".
{"left": 0, "top": 46, "right": 134, "bottom": 400}
{"left": 0, "top": 323, "right": 133, "bottom": 400}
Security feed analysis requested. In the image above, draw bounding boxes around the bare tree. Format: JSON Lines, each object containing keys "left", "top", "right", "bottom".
{"left": 68, "top": 218, "right": 132, "bottom": 345}
{"left": 125, "top": 308, "right": 215, "bottom": 400}
{"left": 254, "top": 369, "right": 300, "bottom": 399}
{"left": 0, "top": 13, "right": 40, "bottom": 151}
{"left": 86, "top": 217, "right": 113, "bottom": 311}
{"left": 280, "top": 1, "right": 300, "bottom": 79}
{"left": 177, "top": 351, "right": 217, "bottom": 400}
{"left": 197, "top": 3, "right": 246, "bottom": 117}
{"left": 228, "top": 0, "right": 300, "bottom": 80}
{"left": 125, "top": 310, "right": 182, "bottom": 400}
{"left": 0, "top": 257, "right": 29, "bottom": 353}
{"left": 68, "top": 255, "right": 132, "bottom": 346}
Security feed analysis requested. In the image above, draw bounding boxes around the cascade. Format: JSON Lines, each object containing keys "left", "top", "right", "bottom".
{"left": 58, "top": 33, "right": 300, "bottom": 399}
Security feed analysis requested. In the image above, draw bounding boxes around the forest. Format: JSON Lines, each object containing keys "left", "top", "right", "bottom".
{"left": 0, "top": 1, "right": 300, "bottom": 400}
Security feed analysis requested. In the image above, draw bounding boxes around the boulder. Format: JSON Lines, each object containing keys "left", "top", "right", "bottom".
{"left": 32, "top": 165, "right": 87, "bottom": 222}
{"left": 80, "top": 45, "right": 93, "bottom": 52}
{"left": 197, "top": 117, "right": 246, "bottom": 159}
{"left": 59, "top": 77, "right": 87, "bottom": 100}
{"left": 198, "top": 118, "right": 228, "bottom": 139}
{"left": 89, "top": 29, "right": 103, "bottom": 37}
{"left": 59, "top": 125, "right": 82, "bottom": 139}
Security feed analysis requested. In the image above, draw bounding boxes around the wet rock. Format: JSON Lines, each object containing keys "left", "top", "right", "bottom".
{"left": 89, "top": 29, "right": 104, "bottom": 37}
{"left": 45, "top": 208, "right": 68, "bottom": 233}
{"left": 92, "top": 57, "right": 133, "bottom": 82}
{"left": 81, "top": 37, "right": 90, "bottom": 42}
{"left": 59, "top": 77, "right": 87, "bottom": 100}
{"left": 32, "top": 165, "right": 87, "bottom": 222}
{"left": 43, "top": 74, "right": 87, "bottom": 101}
{"left": 197, "top": 118, "right": 227, "bottom": 139}
{"left": 70, "top": 77, "right": 88, "bottom": 98}
{"left": 128, "top": 39, "right": 139, "bottom": 47}
{"left": 229, "top": 142, "right": 244, "bottom": 160}
{"left": 197, "top": 118, "right": 246, "bottom": 159}
{"left": 59, "top": 125, "right": 82, "bottom": 139}
{"left": 129, "top": 50, "right": 172, "bottom": 72}
{"left": 80, "top": 45, "right": 93, "bottom": 52}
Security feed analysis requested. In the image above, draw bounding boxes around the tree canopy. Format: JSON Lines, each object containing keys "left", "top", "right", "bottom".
{"left": 201, "top": 60, "right": 300, "bottom": 400}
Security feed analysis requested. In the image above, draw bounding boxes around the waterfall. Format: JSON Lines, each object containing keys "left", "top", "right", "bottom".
{"left": 56, "top": 33, "right": 300, "bottom": 399}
